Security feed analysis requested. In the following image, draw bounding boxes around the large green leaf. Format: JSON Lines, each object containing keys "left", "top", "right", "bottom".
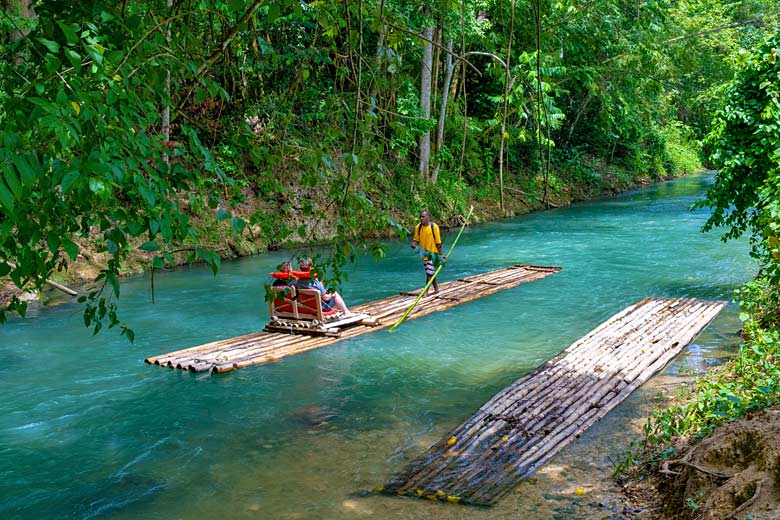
{"left": 0, "top": 178, "right": 14, "bottom": 211}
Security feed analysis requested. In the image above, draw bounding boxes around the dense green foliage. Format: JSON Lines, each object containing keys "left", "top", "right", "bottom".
{"left": 1, "top": 0, "right": 778, "bottom": 336}
{"left": 0, "top": 1, "right": 245, "bottom": 337}
{"left": 624, "top": 30, "right": 780, "bottom": 474}
{"left": 700, "top": 35, "right": 780, "bottom": 243}
{"left": 699, "top": 33, "right": 780, "bottom": 327}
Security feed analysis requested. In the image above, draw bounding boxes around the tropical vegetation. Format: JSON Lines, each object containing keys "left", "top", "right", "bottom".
{"left": 623, "top": 31, "right": 780, "bottom": 490}
{"left": 0, "top": 0, "right": 778, "bottom": 342}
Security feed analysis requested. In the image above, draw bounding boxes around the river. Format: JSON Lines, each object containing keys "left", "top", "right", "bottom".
{"left": 0, "top": 173, "right": 754, "bottom": 519}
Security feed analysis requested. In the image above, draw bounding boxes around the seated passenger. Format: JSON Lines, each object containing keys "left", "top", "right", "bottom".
{"left": 271, "top": 261, "right": 295, "bottom": 287}
{"left": 297, "top": 258, "right": 354, "bottom": 316}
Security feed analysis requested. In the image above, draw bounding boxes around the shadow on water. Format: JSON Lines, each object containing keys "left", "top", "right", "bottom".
{"left": 658, "top": 280, "right": 744, "bottom": 301}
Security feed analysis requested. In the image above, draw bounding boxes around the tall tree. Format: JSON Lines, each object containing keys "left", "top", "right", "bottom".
{"left": 432, "top": 38, "right": 455, "bottom": 184}
{"left": 418, "top": 25, "right": 434, "bottom": 181}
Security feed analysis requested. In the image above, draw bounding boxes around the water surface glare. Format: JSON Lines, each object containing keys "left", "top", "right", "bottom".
{"left": 0, "top": 174, "right": 754, "bottom": 519}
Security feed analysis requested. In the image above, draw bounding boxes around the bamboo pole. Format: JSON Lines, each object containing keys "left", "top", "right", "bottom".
{"left": 389, "top": 206, "right": 474, "bottom": 332}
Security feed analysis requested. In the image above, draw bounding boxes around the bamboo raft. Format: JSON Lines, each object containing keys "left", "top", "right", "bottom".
{"left": 145, "top": 264, "right": 561, "bottom": 374}
{"left": 383, "top": 297, "right": 726, "bottom": 506}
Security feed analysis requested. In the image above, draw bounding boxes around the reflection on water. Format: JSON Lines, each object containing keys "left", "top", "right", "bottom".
{"left": 0, "top": 173, "right": 754, "bottom": 519}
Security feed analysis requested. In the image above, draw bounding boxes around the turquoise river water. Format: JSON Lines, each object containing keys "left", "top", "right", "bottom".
{"left": 0, "top": 173, "right": 755, "bottom": 519}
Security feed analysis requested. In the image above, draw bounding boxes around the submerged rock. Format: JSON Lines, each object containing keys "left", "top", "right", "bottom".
{"left": 288, "top": 405, "right": 337, "bottom": 429}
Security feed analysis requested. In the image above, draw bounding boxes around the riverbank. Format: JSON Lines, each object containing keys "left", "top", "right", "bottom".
{"left": 0, "top": 166, "right": 680, "bottom": 310}
{"left": 617, "top": 287, "right": 780, "bottom": 519}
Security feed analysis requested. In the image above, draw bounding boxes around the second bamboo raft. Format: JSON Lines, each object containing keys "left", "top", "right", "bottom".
{"left": 383, "top": 297, "right": 726, "bottom": 506}
{"left": 145, "top": 264, "right": 561, "bottom": 374}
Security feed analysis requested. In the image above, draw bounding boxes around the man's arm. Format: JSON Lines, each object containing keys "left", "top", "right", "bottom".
{"left": 435, "top": 224, "right": 445, "bottom": 259}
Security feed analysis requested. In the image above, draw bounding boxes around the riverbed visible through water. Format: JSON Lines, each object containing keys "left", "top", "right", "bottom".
{"left": 0, "top": 173, "right": 754, "bottom": 519}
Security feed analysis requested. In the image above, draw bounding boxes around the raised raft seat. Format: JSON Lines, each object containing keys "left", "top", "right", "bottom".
{"left": 265, "top": 271, "right": 371, "bottom": 337}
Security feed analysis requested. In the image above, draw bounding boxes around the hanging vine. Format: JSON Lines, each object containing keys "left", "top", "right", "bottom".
{"left": 498, "top": 0, "right": 515, "bottom": 214}
{"left": 531, "top": 0, "right": 552, "bottom": 208}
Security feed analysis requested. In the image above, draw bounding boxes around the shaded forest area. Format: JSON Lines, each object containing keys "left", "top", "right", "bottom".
{"left": 0, "top": 0, "right": 777, "bottom": 335}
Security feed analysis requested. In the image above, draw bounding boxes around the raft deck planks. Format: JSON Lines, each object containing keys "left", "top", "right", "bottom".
{"left": 145, "top": 264, "right": 561, "bottom": 374}
{"left": 383, "top": 297, "right": 726, "bottom": 506}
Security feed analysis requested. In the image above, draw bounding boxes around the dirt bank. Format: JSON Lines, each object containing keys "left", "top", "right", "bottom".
{"left": 0, "top": 170, "right": 669, "bottom": 310}
{"left": 624, "top": 406, "right": 780, "bottom": 519}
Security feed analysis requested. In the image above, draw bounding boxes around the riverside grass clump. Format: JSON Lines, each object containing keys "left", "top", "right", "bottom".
{"left": 619, "top": 279, "right": 780, "bottom": 474}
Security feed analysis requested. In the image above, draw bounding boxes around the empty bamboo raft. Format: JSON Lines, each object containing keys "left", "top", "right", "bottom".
{"left": 383, "top": 297, "right": 726, "bottom": 506}
{"left": 145, "top": 264, "right": 561, "bottom": 374}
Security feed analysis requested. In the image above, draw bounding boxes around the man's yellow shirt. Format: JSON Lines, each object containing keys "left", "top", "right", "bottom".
{"left": 414, "top": 222, "right": 441, "bottom": 253}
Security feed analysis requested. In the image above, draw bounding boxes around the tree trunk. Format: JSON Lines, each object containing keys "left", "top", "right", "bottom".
{"left": 369, "top": 25, "right": 386, "bottom": 139}
{"left": 163, "top": 0, "right": 172, "bottom": 162}
{"left": 431, "top": 39, "right": 455, "bottom": 185}
{"left": 499, "top": 0, "right": 516, "bottom": 214}
{"left": 418, "top": 26, "right": 435, "bottom": 181}
{"left": 431, "top": 25, "right": 441, "bottom": 108}
{"left": 4, "top": 0, "right": 36, "bottom": 42}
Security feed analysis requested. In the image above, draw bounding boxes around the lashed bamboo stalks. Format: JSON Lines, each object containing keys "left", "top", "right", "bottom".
{"left": 144, "top": 264, "right": 561, "bottom": 374}
{"left": 398, "top": 301, "right": 703, "bottom": 491}
{"left": 467, "top": 303, "right": 716, "bottom": 502}
{"left": 392, "top": 300, "right": 715, "bottom": 498}
{"left": 208, "top": 265, "right": 560, "bottom": 373}
{"left": 383, "top": 297, "right": 726, "bottom": 506}
{"left": 386, "top": 301, "right": 690, "bottom": 495}
{"left": 388, "top": 298, "right": 678, "bottom": 487}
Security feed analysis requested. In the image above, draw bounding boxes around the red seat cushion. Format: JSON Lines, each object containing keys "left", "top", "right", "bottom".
{"left": 296, "top": 292, "right": 338, "bottom": 316}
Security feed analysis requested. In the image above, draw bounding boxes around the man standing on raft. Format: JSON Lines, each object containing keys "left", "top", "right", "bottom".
{"left": 411, "top": 210, "right": 445, "bottom": 295}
